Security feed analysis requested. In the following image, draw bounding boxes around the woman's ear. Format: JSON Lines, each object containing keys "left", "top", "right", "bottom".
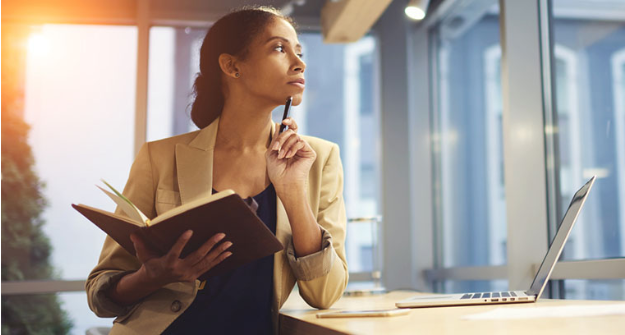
{"left": 218, "top": 54, "right": 240, "bottom": 79}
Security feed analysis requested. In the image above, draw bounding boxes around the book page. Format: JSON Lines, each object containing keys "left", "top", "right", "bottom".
{"left": 97, "top": 185, "right": 147, "bottom": 225}
{"left": 74, "top": 204, "right": 145, "bottom": 227}
{"left": 150, "top": 189, "right": 236, "bottom": 225}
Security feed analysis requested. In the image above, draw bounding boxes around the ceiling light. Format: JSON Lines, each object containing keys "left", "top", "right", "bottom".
{"left": 405, "top": 0, "right": 429, "bottom": 21}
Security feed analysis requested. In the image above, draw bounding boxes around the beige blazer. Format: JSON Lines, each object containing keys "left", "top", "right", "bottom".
{"left": 85, "top": 118, "right": 348, "bottom": 334}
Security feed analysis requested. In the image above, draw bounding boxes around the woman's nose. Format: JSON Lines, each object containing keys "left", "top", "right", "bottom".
{"left": 292, "top": 58, "right": 306, "bottom": 73}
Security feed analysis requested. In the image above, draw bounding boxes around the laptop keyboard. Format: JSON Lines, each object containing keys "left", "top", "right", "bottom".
{"left": 461, "top": 291, "right": 521, "bottom": 301}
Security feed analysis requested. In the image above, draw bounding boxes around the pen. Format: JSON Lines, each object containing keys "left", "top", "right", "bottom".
{"left": 279, "top": 96, "right": 293, "bottom": 134}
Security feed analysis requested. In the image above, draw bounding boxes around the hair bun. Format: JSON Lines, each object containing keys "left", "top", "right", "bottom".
{"left": 194, "top": 73, "right": 207, "bottom": 90}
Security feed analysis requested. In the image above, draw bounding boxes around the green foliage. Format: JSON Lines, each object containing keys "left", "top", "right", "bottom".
{"left": 2, "top": 24, "right": 73, "bottom": 335}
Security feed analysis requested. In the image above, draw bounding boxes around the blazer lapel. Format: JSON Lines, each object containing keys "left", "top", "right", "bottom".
{"left": 271, "top": 121, "right": 292, "bottom": 244}
{"left": 175, "top": 118, "right": 220, "bottom": 205}
{"left": 272, "top": 122, "right": 295, "bottom": 307}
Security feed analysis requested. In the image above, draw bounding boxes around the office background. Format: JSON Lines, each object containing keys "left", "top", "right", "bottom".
{"left": 2, "top": 0, "right": 624, "bottom": 334}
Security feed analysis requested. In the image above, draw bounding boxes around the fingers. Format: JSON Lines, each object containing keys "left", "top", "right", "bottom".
{"left": 271, "top": 129, "right": 308, "bottom": 160}
{"left": 284, "top": 138, "right": 306, "bottom": 159}
{"left": 278, "top": 133, "right": 301, "bottom": 159}
{"left": 130, "top": 233, "right": 151, "bottom": 262}
{"left": 184, "top": 233, "right": 227, "bottom": 265}
{"left": 166, "top": 230, "right": 194, "bottom": 261}
{"left": 192, "top": 242, "right": 233, "bottom": 277}
{"left": 270, "top": 117, "right": 298, "bottom": 150}
{"left": 271, "top": 129, "right": 294, "bottom": 151}
{"left": 282, "top": 118, "right": 298, "bottom": 131}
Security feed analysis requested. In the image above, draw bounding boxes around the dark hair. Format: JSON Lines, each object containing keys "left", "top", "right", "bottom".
{"left": 190, "top": 6, "right": 297, "bottom": 129}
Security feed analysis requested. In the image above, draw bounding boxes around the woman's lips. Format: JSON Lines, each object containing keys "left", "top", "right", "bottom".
{"left": 289, "top": 82, "right": 305, "bottom": 89}
{"left": 288, "top": 79, "right": 305, "bottom": 89}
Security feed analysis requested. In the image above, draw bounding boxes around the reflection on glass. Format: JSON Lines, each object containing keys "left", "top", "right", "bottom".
{"left": 431, "top": 0, "right": 506, "bottom": 275}
{"left": 550, "top": 1, "right": 625, "bottom": 264}
{"left": 548, "top": 0, "right": 625, "bottom": 300}
{"left": 147, "top": 29, "right": 381, "bottom": 275}
{"left": 564, "top": 280, "right": 625, "bottom": 300}
{"left": 346, "top": 217, "right": 382, "bottom": 277}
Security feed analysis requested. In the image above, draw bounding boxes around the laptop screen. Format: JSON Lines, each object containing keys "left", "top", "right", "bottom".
{"left": 526, "top": 176, "right": 596, "bottom": 299}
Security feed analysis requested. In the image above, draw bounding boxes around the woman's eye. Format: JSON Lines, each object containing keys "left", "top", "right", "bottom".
{"left": 274, "top": 45, "right": 303, "bottom": 58}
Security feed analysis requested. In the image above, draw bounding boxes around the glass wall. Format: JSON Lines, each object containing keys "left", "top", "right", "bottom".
{"left": 430, "top": 0, "right": 506, "bottom": 293}
{"left": 426, "top": 0, "right": 625, "bottom": 300}
{"left": 548, "top": 0, "right": 625, "bottom": 299}
{"left": 563, "top": 280, "right": 625, "bottom": 300}
{"left": 147, "top": 26, "right": 205, "bottom": 141}
{"left": 23, "top": 24, "right": 137, "bottom": 279}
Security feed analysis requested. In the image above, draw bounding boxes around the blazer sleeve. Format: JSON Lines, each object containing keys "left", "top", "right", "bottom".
{"left": 285, "top": 143, "right": 349, "bottom": 309}
{"left": 85, "top": 142, "right": 157, "bottom": 318}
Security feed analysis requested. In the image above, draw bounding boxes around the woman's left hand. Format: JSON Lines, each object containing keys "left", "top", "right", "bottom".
{"left": 266, "top": 118, "right": 317, "bottom": 195}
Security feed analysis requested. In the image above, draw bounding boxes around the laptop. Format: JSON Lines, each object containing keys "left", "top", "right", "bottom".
{"left": 396, "top": 176, "right": 596, "bottom": 308}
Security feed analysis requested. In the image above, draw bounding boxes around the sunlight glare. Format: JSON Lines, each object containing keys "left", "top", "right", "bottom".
{"left": 28, "top": 33, "right": 49, "bottom": 56}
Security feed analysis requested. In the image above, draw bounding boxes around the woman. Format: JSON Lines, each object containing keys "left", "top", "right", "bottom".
{"left": 85, "top": 6, "right": 348, "bottom": 335}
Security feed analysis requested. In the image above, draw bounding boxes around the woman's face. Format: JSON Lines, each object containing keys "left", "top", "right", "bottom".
{"left": 236, "top": 18, "right": 306, "bottom": 106}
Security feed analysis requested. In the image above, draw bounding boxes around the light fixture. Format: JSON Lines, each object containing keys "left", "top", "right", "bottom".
{"left": 405, "top": 0, "right": 430, "bottom": 21}
{"left": 280, "top": 0, "right": 307, "bottom": 16}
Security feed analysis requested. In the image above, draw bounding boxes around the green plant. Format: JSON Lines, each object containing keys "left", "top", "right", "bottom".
{"left": 1, "top": 24, "right": 73, "bottom": 335}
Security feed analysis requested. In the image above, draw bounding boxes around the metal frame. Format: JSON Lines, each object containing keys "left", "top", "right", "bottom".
{"left": 377, "top": 0, "right": 416, "bottom": 291}
{"left": 546, "top": 259, "right": 625, "bottom": 280}
{"left": 499, "top": 0, "right": 551, "bottom": 291}
{"left": 408, "top": 17, "right": 435, "bottom": 293}
{"left": 2, "top": 280, "right": 85, "bottom": 296}
{"left": 424, "top": 258, "right": 625, "bottom": 283}
{"left": 134, "top": 0, "right": 150, "bottom": 155}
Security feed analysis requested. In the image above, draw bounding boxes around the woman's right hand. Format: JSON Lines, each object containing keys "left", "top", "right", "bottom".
{"left": 130, "top": 230, "right": 233, "bottom": 288}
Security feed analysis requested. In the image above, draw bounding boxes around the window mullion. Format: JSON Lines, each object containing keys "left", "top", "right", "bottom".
{"left": 499, "top": 0, "right": 550, "bottom": 291}
{"left": 135, "top": 0, "right": 150, "bottom": 155}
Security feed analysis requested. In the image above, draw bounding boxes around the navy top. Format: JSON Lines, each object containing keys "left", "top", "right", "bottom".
{"left": 162, "top": 184, "right": 277, "bottom": 335}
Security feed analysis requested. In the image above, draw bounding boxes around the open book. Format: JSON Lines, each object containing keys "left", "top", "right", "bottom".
{"left": 73, "top": 180, "right": 283, "bottom": 279}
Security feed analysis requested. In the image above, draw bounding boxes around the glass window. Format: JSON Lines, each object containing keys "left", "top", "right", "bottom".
{"left": 549, "top": 0, "right": 625, "bottom": 265}
{"left": 23, "top": 24, "right": 137, "bottom": 280}
{"left": 430, "top": 0, "right": 506, "bottom": 277}
{"left": 1, "top": 292, "right": 112, "bottom": 335}
{"left": 146, "top": 29, "right": 381, "bottom": 276}
{"left": 285, "top": 33, "right": 380, "bottom": 276}
{"left": 563, "top": 280, "right": 625, "bottom": 300}
{"left": 2, "top": 23, "right": 137, "bottom": 334}
{"left": 147, "top": 26, "right": 206, "bottom": 141}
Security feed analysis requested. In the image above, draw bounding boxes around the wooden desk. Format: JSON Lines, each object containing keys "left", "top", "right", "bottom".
{"left": 279, "top": 291, "right": 625, "bottom": 334}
